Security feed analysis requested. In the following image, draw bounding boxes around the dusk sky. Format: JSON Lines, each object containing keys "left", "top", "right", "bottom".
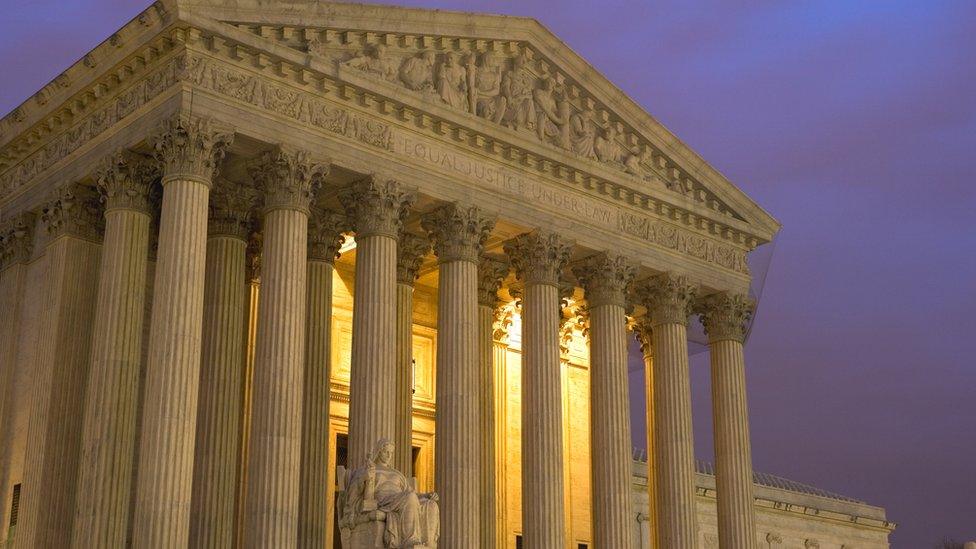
{"left": 2, "top": 0, "right": 974, "bottom": 546}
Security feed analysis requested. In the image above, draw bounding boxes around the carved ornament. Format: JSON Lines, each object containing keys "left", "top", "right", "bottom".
{"left": 396, "top": 232, "right": 430, "bottom": 285}
{"left": 477, "top": 255, "right": 510, "bottom": 309}
{"left": 151, "top": 115, "right": 234, "bottom": 185}
{"left": 40, "top": 184, "right": 104, "bottom": 242}
{"left": 697, "top": 292, "right": 754, "bottom": 343}
{"left": 308, "top": 208, "right": 347, "bottom": 262}
{"left": 503, "top": 230, "right": 573, "bottom": 287}
{"left": 421, "top": 203, "right": 495, "bottom": 264}
{"left": 94, "top": 149, "right": 159, "bottom": 214}
{"left": 0, "top": 212, "right": 36, "bottom": 270}
{"left": 340, "top": 177, "right": 415, "bottom": 239}
{"left": 572, "top": 252, "right": 635, "bottom": 308}
{"left": 632, "top": 273, "right": 698, "bottom": 327}
{"left": 248, "top": 146, "right": 327, "bottom": 214}
{"left": 209, "top": 178, "right": 257, "bottom": 239}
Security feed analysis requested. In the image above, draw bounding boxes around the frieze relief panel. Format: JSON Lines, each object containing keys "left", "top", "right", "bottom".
{"left": 235, "top": 24, "right": 740, "bottom": 219}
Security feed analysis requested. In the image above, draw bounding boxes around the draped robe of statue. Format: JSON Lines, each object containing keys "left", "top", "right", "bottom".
{"left": 342, "top": 439, "right": 439, "bottom": 548}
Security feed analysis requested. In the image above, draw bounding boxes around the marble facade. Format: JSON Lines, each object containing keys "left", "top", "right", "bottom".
{"left": 0, "top": 1, "right": 894, "bottom": 547}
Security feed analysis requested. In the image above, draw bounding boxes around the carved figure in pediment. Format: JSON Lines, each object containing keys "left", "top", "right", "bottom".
{"left": 624, "top": 146, "right": 651, "bottom": 178}
{"left": 437, "top": 51, "right": 469, "bottom": 111}
{"left": 570, "top": 107, "right": 598, "bottom": 159}
{"left": 501, "top": 52, "right": 538, "bottom": 131}
{"left": 534, "top": 77, "right": 572, "bottom": 148}
{"left": 344, "top": 44, "right": 398, "bottom": 83}
{"left": 595, "top": 124, "right": 625, "bottom": 165}
{"left": 468, "top": 51, "right": 507, "bottom": 123}
{"left": 400, "top": 50, "right": 437, "bottom": 93}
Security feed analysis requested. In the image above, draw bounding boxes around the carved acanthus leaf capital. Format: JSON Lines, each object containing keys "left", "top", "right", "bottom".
{"left": 95, "top": 149, "right": 159, "bottom": 213}
{"left": 503, "top": 230, "right": 574, "bottom": 287}
{"left": 209, "top": 178, "right": 257, "bottom": 238}
{"left": 41, "top": 184, "right": 104, "bottom": 242}
{"left": 573, "top": 252, "right": 636, "bottom": 308}
{"left": 477, "top": 255, "right": 510, "bottom": 308}
{"left": 629, "top": 314, "right": 654, "bottom": 358}
{"left": 421, "top": 203, "right": 496, "bottom": 264}
{"left": 697, "top": 292, "right": 754, "bottom": 343}
{"left": 632, "top": 272, "right": 698, "bottom": 327}
{"left": 340, "top": 177, "right": 415, "bottom": 239}
{"left": 245, "top": 227, "right": 262, "bottom": 283}
{"left": 492, "top": 301, "right": 516, "bottom": 343}
{"left": 248, "top": 146, "right": 327, "bottom": 214}
{"left": 396, "top": 232, "right": 430, "bottom": 285}
{"left": 151, "top": 116, "right": 233, "bottom": 185}
{"left": 308, "top": 208, "right": 347, "bottom": 262}
{"left": 0, "top": 212, "right": 36, "bottom": 271}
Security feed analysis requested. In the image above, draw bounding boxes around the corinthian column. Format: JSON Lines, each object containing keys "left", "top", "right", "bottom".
{"left": 573, "top": 252, "right": 636, "bottom": 549}
{"left": 339, "top": 177, "right": 414, "bottom": 465}
{"left": 298, "top": 208, "right": 346, "bottom": 549}
{"left": 422, "top": 204, "right": 495, "bottom": 548}
{"left": 699, "top": 292, "right": 757, "bottom": 549}
{"left": 17, "top": 185, "right": 103, "bottom": 549}
{"left": 503, "top": 230, "right": 572, "bottom": 548}
{"left": 633, "top": 273, "right": 698, "bottom": 548}
{"left": 477, "top": 256, "right": 509, "bottom": 549}
{"left": 245, "top": 147, "right": 326, "bottom": 548}
{"left": 393, "top": 233, "right": 430, "bottom": 476}
{"left": 188, "top": 177, "right": 256, "bottom": 548}
{"left": 0, "top": 213, "right": 35, "bottom": 545}
{"left": 72, "top": 151, "right": 157, "bottom": 548}
{"left": 133, "top": 116, "right": 233, "bottom": 548}
{"left": 631, "top": 316, "right": 659, "bottom": 549}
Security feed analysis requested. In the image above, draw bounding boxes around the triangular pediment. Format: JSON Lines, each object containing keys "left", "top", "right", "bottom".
{"left": 174, "top": 0, "right": 780, "bottom": 241}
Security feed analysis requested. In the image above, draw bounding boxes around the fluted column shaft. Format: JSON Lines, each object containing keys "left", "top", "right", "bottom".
{"left": 133, "top": 116, "right": 232, "bottom": 548}
{"left": 634, "top": 323, "right": 659, "bottom": 549}
{"left": 17, "top": 186, "right": 103, "bottom": 549}
{"left": 298, "top": 210, "right": 344, "bottom": 549}
{"left": 71, "top": 151, "right": 155, "bottom": 549}
{"left": 422, "top": 204, "right": 494, "bottom": 548}
{"left": 504, "top": 230, "right": 572, "bottom": 549}
{"left": 245, "top": 147, "right": 325, "bottom": 548}
{"left": 575, "top": 253, "right": 635, "bottom": 549}
{"left": 189, "top": 176, "right": 254, "bottom": 549}
{"left": 701, "top": 293, "right": 757, "bottom": 549}
{"left": 0, "top": 214, "right": 34, "bottom": 545}
{"left": 341, "top": 178, "right": 413, "bottom": 465}
{"left": 394, "top": 233, "right": 428, "bottom": 476}
{"left": 491, "top": 338, "right": 508, "bottom": 547}
{"left": 635, "top": 274, "right": 699, "bottom": 548}
{"left": 395, "top": 282, "right": 415, "bottom": 474}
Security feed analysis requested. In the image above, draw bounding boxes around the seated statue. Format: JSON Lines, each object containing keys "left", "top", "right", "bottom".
{"left": 337, "top": 438, "right": 439, "bottom": 548}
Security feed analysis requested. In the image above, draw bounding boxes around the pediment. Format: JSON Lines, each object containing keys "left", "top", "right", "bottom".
{"left": 175, "top": 0, "right": 780, "bottom": 242}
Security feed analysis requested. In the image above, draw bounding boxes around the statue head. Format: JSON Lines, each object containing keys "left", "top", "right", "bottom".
{"left": 481, "top": 51, "right": 498, "bottom": 67}
{"left": 422, "top": 50, "right": 436, "bottom": 65}
{"left": 444, "top": 51, "right": 459, "bottom": 66}
{"left": 372, "top": 44, "right": 387, "bottom": 59}
{"left": 371, "top": 438, "right": 395, "bottom": 467}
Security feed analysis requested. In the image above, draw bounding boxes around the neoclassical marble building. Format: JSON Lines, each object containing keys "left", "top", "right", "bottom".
{"left": 0, "top": 1, "right": 895, "bottom": 548}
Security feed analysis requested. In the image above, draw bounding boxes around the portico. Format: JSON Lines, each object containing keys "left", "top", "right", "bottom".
{"left": 0, "top": 1, "right": 783, "bottom": 548}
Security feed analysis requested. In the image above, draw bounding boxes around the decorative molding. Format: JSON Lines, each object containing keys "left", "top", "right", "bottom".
{"left": 247, "top": 145, "right": 326, "bottom": 214}
{"left": 307, "top": 207, "right": 346, "bottom": 262}
{"left": 208, "top": 177, "right": 256, "bottom": 239}
{"left": 420, "top": 202, "right": 495, "bottom": 264}
{"left": 503, "top": 229, "right": 573, "bottom": 287}
{"left": 94, "top": 149, "right": 159, "bottom": 214}
{"left": 572, "top": 251, "right": 635, "bottom": 309}
{"left": 339, "top": 176, "right": 414, "bottom": 239}
{"left": 152, "top": 114, "right": 234, "bottom": 185}
{"left": 40, "top": 183, "right": 104, "bottom": 242}
{"left": 477, "top": 255, "right": 509, "bottom": 309}
{"left": 697, "top": 291, "right": 754, "bottom": 344}
{"left": 396, "top": 232, "right": 430, "bottom": 286}
{"left": 0, "top": 212, "right": 36, "bottom": 270}
{"left": 632, "top": 272, "right": 698, "bottom": 327}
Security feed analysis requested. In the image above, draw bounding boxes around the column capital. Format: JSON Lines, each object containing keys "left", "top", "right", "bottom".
{"left": 248, "top": 146, "right": 327, "bottom": 215}
{"left": 629, "top": 314, "right": 654, "bottom": 358}
{"left": 151, "top": 115, "right": 233, "bottom": 185}
{"left": 209, "top": 178, "right": 257, "bottom": 239}
{"left": 0, "top": 211, "right": 36, "bottom": 271}
{"left": 421, "top": 203, "right": 496, "bottom": 264}
{"left": 632, "top": 272, "right": 697, "bottom": 327}
{"left": 572, "top": 252, "right": 636, "bottom": 308}
{"left": 477, "top": 255, "right": 509, "bottom": 308}
{"left": 396, "top": 232, "right": 430, "bottom": 286}
{"left": 697, "top": 292, "right": 754, "bottom": 343}
{"left": 308, "top": 208, "right": 347, "bottom": 262}
{"left": 503, "top": 230, "right": 573, "bottom": 287}
{"left": 492, "top": 301, "right": 516, "bottom": 343}
{"left": 95, "top": 149, "right": 159, "bottom": 214}
{"left": 246, "top": 228, "right": 262, "bottom": 283}
{"left": 340, "top": 176, "right": 415, "bottom": 239}
{"left": 41, "top": 184, "right": 104, "bottom": 242}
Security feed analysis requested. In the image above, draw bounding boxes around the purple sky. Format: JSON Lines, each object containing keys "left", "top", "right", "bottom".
{"left": 2, "top": 0, "right": 974, "bottom": 545}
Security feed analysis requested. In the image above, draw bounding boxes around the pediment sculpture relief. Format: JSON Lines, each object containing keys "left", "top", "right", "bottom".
{"left": 337, "top": 438, "right": 440, "bottom": 548}
{"left": 338, "top": 44, "right": 677, "bottom": 192}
